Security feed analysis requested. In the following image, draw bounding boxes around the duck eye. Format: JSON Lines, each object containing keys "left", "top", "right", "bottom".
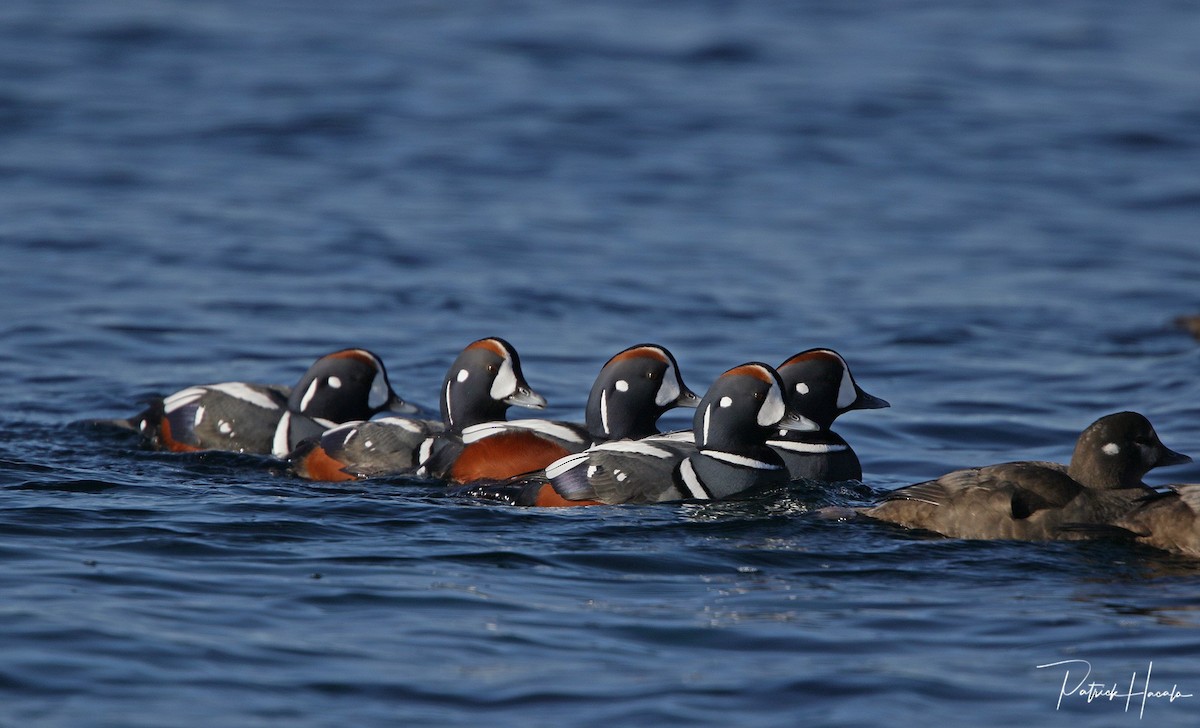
{"left": 752, "top": 391, "right": 764, "bottom": 401}
{"left": 486, "top": 364, "right": 497, "bottom": 373}
{"left": 646, "top": 370, "right": 658, "bottom": 380}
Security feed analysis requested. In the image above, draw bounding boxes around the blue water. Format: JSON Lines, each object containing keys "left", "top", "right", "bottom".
{"left": 3, "top": 1, "right": 1200, "bottom": 726}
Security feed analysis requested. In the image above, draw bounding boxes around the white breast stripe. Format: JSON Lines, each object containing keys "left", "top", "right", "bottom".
{"left": 271, "top": 411, "right": 292, "bottom": 458}
{"left": 461, "top": 420, "right": 585, "bottom": 445}
{"left": 164, "top": 387, "right": 206, "bottom": 414}
{"left": 766, "top": 440, "right": 849, "bottom": 454}
{"left": 415, "top": 437, "right": 435, "bottom": 476}
{"left": 678, "top": 458, "right": 710, "bottom": 499}
{"left": 592, "top": 440, "right": 674, "bottom": 458}
{"left": 210, "top": 382, "right": 282, "bottom": 410}
{"left": 700, "top": 449, "right": 783, "bottom": 470}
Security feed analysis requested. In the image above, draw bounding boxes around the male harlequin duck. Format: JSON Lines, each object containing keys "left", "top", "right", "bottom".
{"left": 1098, "top": 484, "right": 1200, "bottom": 557}
{"left": 861, "top": 411, "right": 1190, "bottom": 541}
{"left": 767, "top": 348, "right": 889, "bottom": 481}
{"left": 290, "top": 341, "right": 700, "bottom": 483}
{"left": 124, "top": 348, "right": 414, "bottom": 456}
{"left": 465, "top": 362, "right": 819, "bottom": 507}
{"left": 581, "top": 343, "right": 701, "bottom": 442}
{"left": 415, "top": 337, "right": 589, "bottom": 484}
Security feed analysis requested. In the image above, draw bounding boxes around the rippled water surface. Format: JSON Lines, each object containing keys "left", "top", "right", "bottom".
{"left": 3, "top": 1, "right": 1200, "bottom": 726}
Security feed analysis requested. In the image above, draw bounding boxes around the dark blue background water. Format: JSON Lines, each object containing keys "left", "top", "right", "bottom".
{"left": 3, "top": 1, "right": 1200, "bottom": 726}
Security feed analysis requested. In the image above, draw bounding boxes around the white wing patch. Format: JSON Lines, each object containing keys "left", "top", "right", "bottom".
{"left": 767, "top": 440, "right": 848, "bottom": 454}
{"left": 591, "top": 440, "right": 675, "bottom": 458}
{"left": 545, "top": 451, "right": 591, "bottom": 479}
{"left": 163, "top": 387, "right": 206, "bottom": 414}
{"left": 701, "top": 449, "right": 783, "bottom": 470}
{"left": 372, "top": 416, "right": 425, "bottom": 433}
{"left": 462, "top": 420, "right": 586, "bottom": 445}
{"left": 208, "top": 382, "right": 282, "bottom": 410}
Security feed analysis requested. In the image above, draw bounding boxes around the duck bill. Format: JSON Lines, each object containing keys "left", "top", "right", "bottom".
{"left": 777, "top": 411, "right": 820, "bottom": 433}
{"left": 1156, "top": 446, "right": 1192, "bottom": 468}
{"left": 386, "top": 395, "right": 420, "bottom": 415}
{"left": 674, "top": 388, "right": 702, "bottom": 409}
{"left": 853, "top": 390, "right": 890, "bottom": 411}
{"left": 504, "top": 386, "right": 547, "bottom": 410}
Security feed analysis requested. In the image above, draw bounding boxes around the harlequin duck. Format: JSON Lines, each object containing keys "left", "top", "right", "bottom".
{"left": 767, "top": 348, "right": 889, "bottom": 482}
{"left": 125, "top": 348, "right": 414, "bottom": 456}
{"left": 415, "top": 337, "right": 594, "bottom": 484}
{"left": 290, "top": 342, "right": 700, "bottom": 482}
{"left": 1097, "top": 484, "right": 1200, "bottom": 557}
{"left": 581, "top": 343, "right": 701, "bottom": 441}
{"left": 861, "top": 411, "right": 1190, "bottom": 541}
{"left": 466, "top": 362, "right": 819, "bottom": 507}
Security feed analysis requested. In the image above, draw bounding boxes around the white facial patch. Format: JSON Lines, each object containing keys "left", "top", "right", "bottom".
{"left": 796, "top": 382, "right": 809, "bottom": 396}
{"left": 300, "top": 379, "right": 320, "bottom": 412}
{"left": 456, "top": 369, "right": 470, "bottom": 383}
{"left": 719, "top": 396, "right": 733, "bottom": 408}
{"left": 757, "top": 382, "right": 786, "bottom": 427}
{"left": 489, "top": 356, "right": 518, "bottom": 400}
{"left": 328, "top": 376, "right": 342, "bottom": 389}
{"left": 654, "top": 365, "right": 681, "bottom": 407}
{"left": 615, "top": 379, "right": 629, "bottom": 393}
{"left": 368, "top": 371, "right": 390, "bottom": 409}
{"left": 1103, "top": 443, "right": 1121, "bottom": 456}
{"left": 836, "top": 364, "right": 857, "bottom": 410}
